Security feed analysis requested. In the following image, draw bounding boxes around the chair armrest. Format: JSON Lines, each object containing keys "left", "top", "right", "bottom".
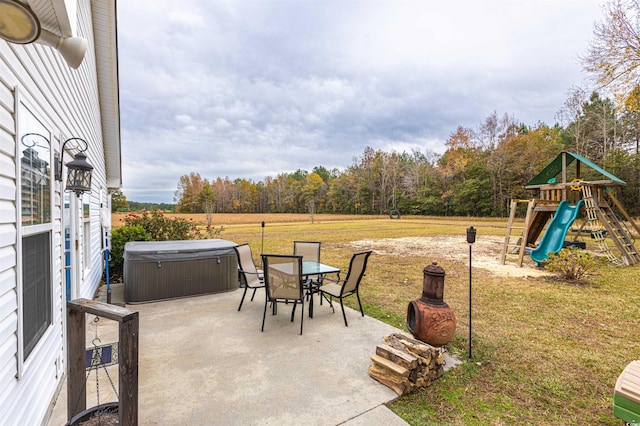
{"left": 238, "top": 269, "right": 262, "bottom": 277}
{"left": 320, "top": 276, "right": 345, "bottom": 285}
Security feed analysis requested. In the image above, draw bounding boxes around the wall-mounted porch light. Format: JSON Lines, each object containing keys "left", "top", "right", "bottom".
{"left": 56, "top": 137, "right": 94, "bottom": 197}
{"left": 38, "top": 28, "right": 87, "bottom": 69}
{"left": 0, "top": 0, "right": 41, "bottom": 44}
{"left": 0, "top": 0, "right": 87, "bottom": 69}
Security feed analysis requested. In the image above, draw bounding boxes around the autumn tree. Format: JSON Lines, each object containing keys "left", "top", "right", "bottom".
{"left": 326, "top": 169, "right": 359, "bottom": 213}
{"left": 235, "top": 178, "right": 258, "bottom": 213}
{"left": 199, "top": 182, "right": 216, "bottom": 225}
{"left": 301, "top": 172, "right": 326, "bottom": 222}
{"left": 174, "top": 172, "right": 204, "bottom": 213}
{"left": 356, "top": 147, "right": 379, "bottom": 214}
{"left": 620, "top": 85, "right": 640, "bottom": 152}
{"left": 209, "top": 177, "right": 229, "bottom": 212}
{"left": 111, "top": 189, "right": 129, "bottom": 212}
{"left": 438, "top": 126, "right": 477, "bottom": 215}
{"left": 583, "top": 0, "right": 640, "bottom": 102}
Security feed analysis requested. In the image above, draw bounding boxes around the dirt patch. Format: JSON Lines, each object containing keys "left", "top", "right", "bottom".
{"left": 350, "top": 235, "right": 551, "bottom": 278}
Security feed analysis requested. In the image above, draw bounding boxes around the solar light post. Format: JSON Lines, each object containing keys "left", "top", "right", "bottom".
{"left": 466, "top": 226, "right": 476, "bottom": 360}
{"left": 261, "top": 221, "right": 265, "bottom": 254}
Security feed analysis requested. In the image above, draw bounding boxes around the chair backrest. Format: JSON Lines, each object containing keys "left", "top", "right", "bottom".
{"left": 234, "top": 243, "right": 262, "bottom": 288}
{"left": 261, "top": 254, "right": 304, "bottom": 302}
{"left": 293, "top": 241, "right": 321, "bottom": 263}
{"left": 342, "top": 251, "right": 372, "bottom": 294}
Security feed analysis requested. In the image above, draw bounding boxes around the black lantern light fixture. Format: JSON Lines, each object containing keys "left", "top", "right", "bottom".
{"left": 55, "top": 137, "right": 93, "bottom": 197}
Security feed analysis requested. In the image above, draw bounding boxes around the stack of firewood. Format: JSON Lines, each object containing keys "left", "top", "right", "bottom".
{"left": 368, "top": 333, "right": 445, "bottom": 395}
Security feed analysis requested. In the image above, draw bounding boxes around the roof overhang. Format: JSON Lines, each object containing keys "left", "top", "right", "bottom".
{"left": 525, "top": 151, "right": 626, "bottom": 188}
{"left": 91, "top": 0, "right": 122, "bottom": 190}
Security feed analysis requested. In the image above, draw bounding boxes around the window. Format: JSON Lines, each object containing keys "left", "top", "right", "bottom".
{"left": 18, "top": 104, "right": 53, "bottom": 363}
{"left": 20, "top": 134, "right": 51, "bottom": 226}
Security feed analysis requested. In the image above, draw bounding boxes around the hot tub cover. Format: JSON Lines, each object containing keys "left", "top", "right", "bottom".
{"left": 124, "top": 239, "right": 237, "bottom": 262}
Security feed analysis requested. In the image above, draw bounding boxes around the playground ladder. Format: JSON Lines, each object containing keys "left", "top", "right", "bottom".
{"left": 502, "top": 199, "right": 536, "bottom": 266}
{"left": 580, "top": 186, "right": 638, "bottom": 266}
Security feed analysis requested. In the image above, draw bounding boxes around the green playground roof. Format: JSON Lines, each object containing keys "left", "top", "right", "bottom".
{"left": 525, "top": 151, "right": 626, "bottom": 186}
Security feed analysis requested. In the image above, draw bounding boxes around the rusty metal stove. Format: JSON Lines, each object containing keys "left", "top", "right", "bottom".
{"left": 406, "top": 262, "right": 457, "bottom": 346}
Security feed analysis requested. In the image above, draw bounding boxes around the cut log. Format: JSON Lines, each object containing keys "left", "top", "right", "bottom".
{"left": 399, "top": 339, "right": 434, "bottom": 357}
{"left": 370, "top": 354, "right": 410, "bottom": 377}
{"left": 368, "top": 364, "right": 410, "bottom": 395}
{"left": 375, "top": 344, "right": 419, "bottom": 370}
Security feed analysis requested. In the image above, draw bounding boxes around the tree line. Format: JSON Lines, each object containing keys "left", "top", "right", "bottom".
{"left": 110, "top": 192, "right": 175, "bottom": 213}
{"left": 172, "top": 91, "right": 640, "bottom": 218}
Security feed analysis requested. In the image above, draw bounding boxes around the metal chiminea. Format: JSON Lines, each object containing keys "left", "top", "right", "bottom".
{"left": 406, "top": 262, "right": 457, "bottom": 346}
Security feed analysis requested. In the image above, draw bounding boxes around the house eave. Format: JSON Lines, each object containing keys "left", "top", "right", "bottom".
{"left": 91, "top": 0, "right": 122, "bottom": 190}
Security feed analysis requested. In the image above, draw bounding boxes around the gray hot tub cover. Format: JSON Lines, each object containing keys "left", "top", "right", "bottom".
{"left": 124, "top": 239, "right": 237, "bottom": 262}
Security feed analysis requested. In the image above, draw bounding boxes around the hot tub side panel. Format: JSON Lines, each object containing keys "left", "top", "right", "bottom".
{"left": 125, "top": 255, "right": 238, "bottom": 303}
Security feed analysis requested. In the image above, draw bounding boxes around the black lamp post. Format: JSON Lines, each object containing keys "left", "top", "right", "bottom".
{"left": 466, "top": 226, "right": 476, "bottom": 360}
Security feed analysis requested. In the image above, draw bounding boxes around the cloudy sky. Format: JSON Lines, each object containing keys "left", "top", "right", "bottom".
{"left": 117, "top": 0, "right": 605, "bottom": 203}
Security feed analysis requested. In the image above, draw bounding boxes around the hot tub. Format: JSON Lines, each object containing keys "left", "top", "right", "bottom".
{"left": 124, "top": 239, "right": 238, "bottom": 303}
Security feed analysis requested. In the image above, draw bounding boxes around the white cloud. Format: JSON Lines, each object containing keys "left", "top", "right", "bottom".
{"left": 117, "top": 0, "right": 604, "bottom": 203}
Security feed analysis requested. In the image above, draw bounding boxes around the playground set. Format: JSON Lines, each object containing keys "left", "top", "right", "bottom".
{"left": 501, "top": 151, "right": 640, "bottom": 267}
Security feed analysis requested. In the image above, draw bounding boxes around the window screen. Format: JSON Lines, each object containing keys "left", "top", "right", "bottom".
{"left": 22, "top": 232, "right": 52, "bottom": 359}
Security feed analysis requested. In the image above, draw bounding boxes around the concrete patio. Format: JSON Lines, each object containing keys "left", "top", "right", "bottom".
{"left": 48, "top": 285, "right": 457, "bottom": 425}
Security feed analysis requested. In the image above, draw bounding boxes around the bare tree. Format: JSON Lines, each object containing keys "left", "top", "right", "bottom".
{"left": 556, "top": 86, "right": 589, "bottom": 154}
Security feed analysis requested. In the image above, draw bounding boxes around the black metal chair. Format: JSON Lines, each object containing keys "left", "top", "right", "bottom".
{"left": 233, "top": 243, "right": 264, "bottom": 311}
{"left": 261, "top": 254, "right": 305, "bottom": 335}
{"left": 319, "top": 251, "right": 372, "bottom": 327}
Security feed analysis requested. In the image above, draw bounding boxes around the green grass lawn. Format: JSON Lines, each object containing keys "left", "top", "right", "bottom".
{"left": 218, "top": 214, "right": 640, "bottom": 425}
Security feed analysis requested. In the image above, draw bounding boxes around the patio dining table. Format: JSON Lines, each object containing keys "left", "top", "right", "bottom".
{"left": 303, "top": 261, "right": 341, "bottom": 318}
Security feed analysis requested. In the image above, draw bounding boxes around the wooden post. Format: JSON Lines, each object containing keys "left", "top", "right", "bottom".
{"left": 119, "top": 312, "right": 139, "bottom": 425}
{"left": 562, "top": 151, "right": 567, "bottom": 201}
{"left": 67, "top": 304, "right": 86, "bottom": 419}
{"left": 67, "top": 298, "right": 139, "bottom": 425}
{"left": 607, "top": 191, "right": 640, "bottom": 237}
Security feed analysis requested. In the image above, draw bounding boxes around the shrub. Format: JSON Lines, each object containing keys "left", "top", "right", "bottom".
{"left": 122, "top": 210, "right": 197, "bottom": 240}
{"left": 109, "top": 225, "right": 150, "bottom": 279}
{"left": 108, "top": 210, "right": 224, "bottom": 281}
{"left": 544, "top": 246, "right": 600, "bottom": 282}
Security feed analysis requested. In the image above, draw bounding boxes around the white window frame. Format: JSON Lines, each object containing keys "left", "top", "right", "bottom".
{"left": 82, "top": 192, "right": 91, "bottom": 278}
{"left": 15, "top": 90, "right": 57, "bottom": 377}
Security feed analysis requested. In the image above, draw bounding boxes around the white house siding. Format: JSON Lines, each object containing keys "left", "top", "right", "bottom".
{"left": 0, "top": 0, "right": 111, "bottom": 424}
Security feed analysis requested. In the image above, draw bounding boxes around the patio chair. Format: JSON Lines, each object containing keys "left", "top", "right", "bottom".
{"left": 233, "top": 243, "right": 264, "bottom": 311}
{"left": 293, "top": 241, "right": 322, "bottom": 295}
{"left": 261, "top": 254, "right": 305, "bottom": 335}
{"left": 293, "top": 241, "right": 321, "bottom": 262}
{"left": 318, "top": 250, "right": 372, "bottom": 327}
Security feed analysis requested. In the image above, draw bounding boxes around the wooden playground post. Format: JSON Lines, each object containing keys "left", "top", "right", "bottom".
{"left": 607, "top": 191, "right": 640, "bottom": 237}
